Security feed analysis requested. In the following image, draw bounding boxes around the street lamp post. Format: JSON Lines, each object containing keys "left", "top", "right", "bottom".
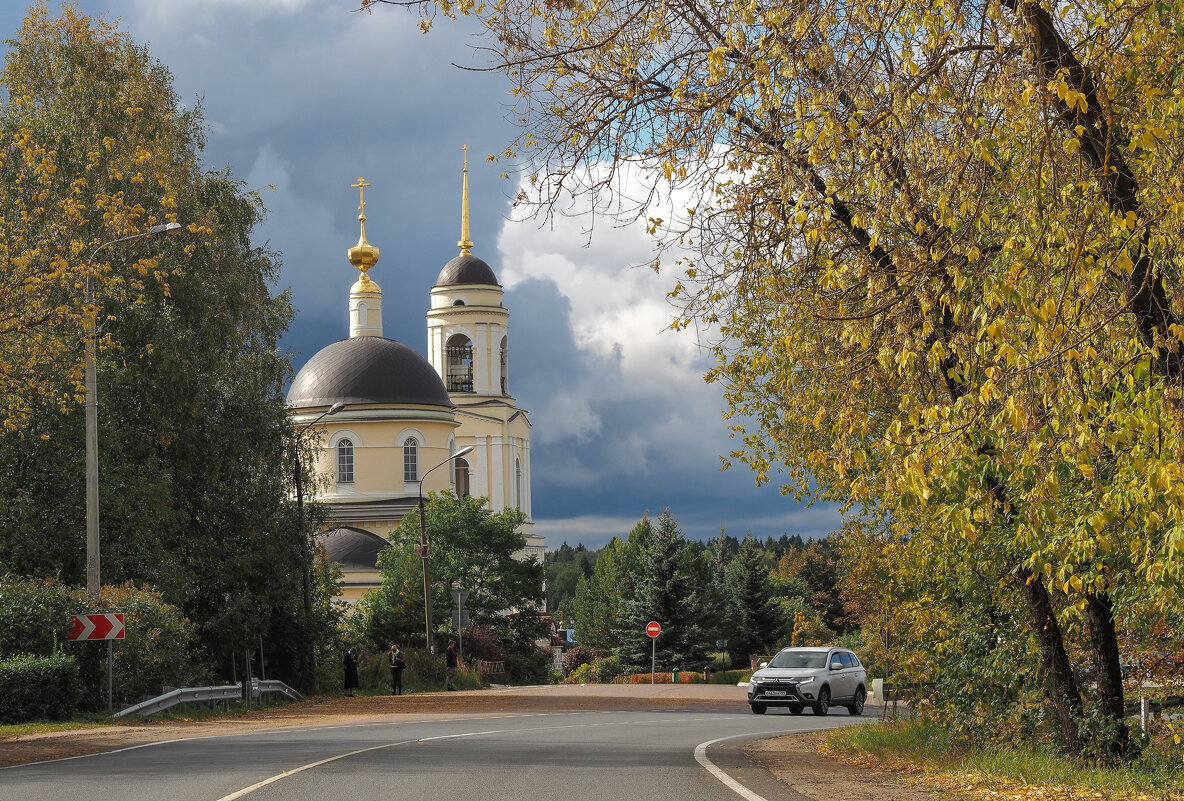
{"left": 414, "top": 445, "right": 474, "bottom": 655}
{"left": 85, "top": 222, "right": 183, "bottom": 605}
{"left": 293, "top": 400, "right": 345, "bottom": 691}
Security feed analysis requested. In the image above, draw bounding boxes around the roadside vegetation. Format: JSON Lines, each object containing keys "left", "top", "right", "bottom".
{"left": 824, "top": 718, "right": 1184, "bottom": 800}
{"left": 0, "top": 1, "right": 337, "bottom": 712}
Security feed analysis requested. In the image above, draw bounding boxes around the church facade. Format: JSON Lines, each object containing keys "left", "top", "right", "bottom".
{"left": 286, "top": 158, "right": 543, "bottom": 602}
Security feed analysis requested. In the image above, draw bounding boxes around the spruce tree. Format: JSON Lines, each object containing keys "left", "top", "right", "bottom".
{"left": 726, "top": 537, "right": 782, "bottom": 667}
{"left": 614, "top": 511, "right": 709, "bottom": 669}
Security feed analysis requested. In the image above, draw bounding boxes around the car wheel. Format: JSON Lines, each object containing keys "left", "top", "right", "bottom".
{"left": 787, "top": 704, "right": 803, "bottom": 715}
{"left": 750, "top": 703, "right": 767, "bottom": 715}
{"left": 848, "top": 686, "right": 865, "bottom": 716}
{"left": 813, "top": 687, "right": 830, "bottom": 716}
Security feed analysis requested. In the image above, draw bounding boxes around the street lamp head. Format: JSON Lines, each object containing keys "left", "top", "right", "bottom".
{"left": 327, "top": 401, "right": 345, "bottom": 415}
{"left": 148, "top": 222, "right": 183, "bottom": 236}
{"left": 453, "top": 445, "right": 474, "bottom": 459}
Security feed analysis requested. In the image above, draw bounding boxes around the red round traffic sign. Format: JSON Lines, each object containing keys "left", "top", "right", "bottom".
{"left": 646, "top": 621, "right": 661, "bottom": 638}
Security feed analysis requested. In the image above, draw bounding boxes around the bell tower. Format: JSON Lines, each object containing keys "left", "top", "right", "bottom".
{"left": 426, "top": 146, "right": 510, "bottom": 397}
{"left": 424, "top": 147, "right": 536, "bottom": 549}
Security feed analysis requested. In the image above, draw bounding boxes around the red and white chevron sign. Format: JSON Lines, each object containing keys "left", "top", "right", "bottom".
{"left": 68, "top": 613, "right": 125, "bottom": 641}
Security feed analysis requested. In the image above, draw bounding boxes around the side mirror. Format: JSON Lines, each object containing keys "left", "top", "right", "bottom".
{"left": 759, "top": 661, "right": 769, "bottom": 669}
{"left": 830, "top": 660, "right": 843, "bottom": 670}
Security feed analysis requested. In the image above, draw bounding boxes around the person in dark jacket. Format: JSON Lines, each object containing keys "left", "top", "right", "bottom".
{"left": 343, "top": 647, "right": 360, "bottom": 697}
{"left": 445, "top": 640, "right": 458, "bottom": 691}
{"left": 388, "top": 644, "right": 406, "bottom": 695}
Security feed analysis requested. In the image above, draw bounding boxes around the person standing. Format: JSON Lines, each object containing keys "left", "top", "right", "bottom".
{"left": 343, "top": 647, "right": 360, "bottom": 697}
{"left": 389, "top": 644, "right": 406, "bottom": 696}
{"left": 445, "top": 640, "right": 458, "bottom": 691}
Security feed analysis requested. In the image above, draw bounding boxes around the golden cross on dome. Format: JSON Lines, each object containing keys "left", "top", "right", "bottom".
{"left": 352, "top": 176, "right": 371, "bottom": 221}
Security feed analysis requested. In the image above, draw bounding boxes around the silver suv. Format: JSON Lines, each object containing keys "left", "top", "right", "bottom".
{"left": 747, "top": 646, "right": 867, "bottom": 716}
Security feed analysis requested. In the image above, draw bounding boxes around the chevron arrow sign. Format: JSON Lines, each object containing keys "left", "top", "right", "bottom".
{"left": 68, "top": 613, "right": 125, "bottom": 641}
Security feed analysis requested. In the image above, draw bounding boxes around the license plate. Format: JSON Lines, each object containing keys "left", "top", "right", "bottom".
{"left": 764, "top": 690, "right": 786, "bottom": 697}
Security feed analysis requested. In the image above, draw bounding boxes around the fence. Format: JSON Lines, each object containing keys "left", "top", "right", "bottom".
{"left": 1125, "top": 695, "right": 1184, "bottom": 734}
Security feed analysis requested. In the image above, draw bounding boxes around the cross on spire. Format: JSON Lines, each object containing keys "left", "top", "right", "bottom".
{"left": 352, "top": 176, "right": 371, "bottom": 222}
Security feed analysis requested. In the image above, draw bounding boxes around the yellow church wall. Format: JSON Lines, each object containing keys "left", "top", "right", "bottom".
{"left": 336, "top": 568, "right": 382, "bottom": 604}
{"left": 307, "top": 410, "right": 459, "bottom": 500}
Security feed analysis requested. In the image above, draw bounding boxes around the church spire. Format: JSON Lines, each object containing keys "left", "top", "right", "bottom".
{"left": 458, "top": 145, "right": 474, "bottom": 256}
{"left": 348, "top": 176, "right": 380, "bottom": 278}
{"left": 347, "top": 177, "right": 383, "bottom": 338}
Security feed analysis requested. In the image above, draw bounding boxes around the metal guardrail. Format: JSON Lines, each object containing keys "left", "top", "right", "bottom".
{"left": 257, "top": 680, "right": 303, "bottom": 701}
{"left": 114, "top": 684, "right": 242, "bottom": 718}
{"left": 113, "top": 680, "right": 302, "bottom": 718}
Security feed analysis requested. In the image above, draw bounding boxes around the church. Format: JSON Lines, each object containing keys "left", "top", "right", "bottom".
{"left": 286, "top": 153, "right": 544, "bottom": 602}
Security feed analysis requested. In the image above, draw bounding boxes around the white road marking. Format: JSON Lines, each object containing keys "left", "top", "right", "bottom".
{"left": 213, "top": 738, "right": 419, "bottom": 801}
{"left": 695, "top": 728, "right": 829, "bottom": 801}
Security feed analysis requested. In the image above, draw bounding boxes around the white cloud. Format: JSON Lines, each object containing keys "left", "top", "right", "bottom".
{"left": 498, "top": 164, "right": 727, "bottom": 485}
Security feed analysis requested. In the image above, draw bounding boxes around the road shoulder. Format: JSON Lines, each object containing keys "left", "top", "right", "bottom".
{"left": 746, "top": 732, "right": 947, "bottom": 801}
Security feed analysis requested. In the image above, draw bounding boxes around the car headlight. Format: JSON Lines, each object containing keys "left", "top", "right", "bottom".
{"left": 797, "top": 676, "right": 814, "bottom": 685}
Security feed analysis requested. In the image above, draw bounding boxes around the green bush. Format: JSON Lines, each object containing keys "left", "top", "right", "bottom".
{"left": 0, "top": 573, "right": 81, "bottom": 658}
{"left": 506, "top": 646, "right": 551, "bottom": 685}
{"left": 707, "top": 668, "right": 752, "bottom": 685}
{"left": 0, "top": 575, "right": 202, "bottom": 710}
{"left": 562, "top": 655, "right": 626, "bottom": 684}
{"left": 0, "top": 653, "right": 81, "bottom": 723}
{"left": 348, "top": 647, "right": 483, "bottom": 694}
{"left": 98, "top": 583, "right": 204, "bottom": 706}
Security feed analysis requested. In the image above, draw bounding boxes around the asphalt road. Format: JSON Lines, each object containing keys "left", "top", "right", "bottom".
{"left": 0, "top": 703, "right": 868, "bottom": 801}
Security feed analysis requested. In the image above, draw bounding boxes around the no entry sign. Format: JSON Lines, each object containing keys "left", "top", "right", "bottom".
{"left": 69, "top": 613, "right": 125, "bottom": 641}
{"left": 645, "top": 620, "right": 661, "bottom": 638}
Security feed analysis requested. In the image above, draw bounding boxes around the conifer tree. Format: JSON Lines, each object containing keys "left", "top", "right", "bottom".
{"left": 614, "top": 511, "right": 709, "bottom": 669}
{"left": 725, "top": 537, "right": 782, "bottom": 666}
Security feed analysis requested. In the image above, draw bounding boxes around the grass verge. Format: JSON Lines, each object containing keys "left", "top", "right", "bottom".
{"left": 822, "top": 717, "right": 1184, "bottom": 800}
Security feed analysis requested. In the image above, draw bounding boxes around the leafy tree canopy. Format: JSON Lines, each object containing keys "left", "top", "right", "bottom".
{"left": 362, "top": 492, "right": 546, "bottom": 655}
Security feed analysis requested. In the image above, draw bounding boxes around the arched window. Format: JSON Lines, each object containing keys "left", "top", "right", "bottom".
{"left": 403, "top": 438, "right": 418, "bottom": 482}
{"left": 452, "top": 299, "right": 465, "bottom": 306}
{"left": 337, "top": 439, "right": 354, "bottom": 484}
{"left": 446, "top": 333, "right": 474, "bottom": 392}
{"left": 515, "top": 457, "right": 523, "bottom": 509}
{"left": 500, "top": 335, "right": 508, "bottom": 395}
{"left": 454, "top": 457, "right": 471, "bottom": 499}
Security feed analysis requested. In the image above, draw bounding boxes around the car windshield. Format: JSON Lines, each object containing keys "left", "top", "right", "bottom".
{"left": 768, "top": 650, "right": 828, "bottom": 669}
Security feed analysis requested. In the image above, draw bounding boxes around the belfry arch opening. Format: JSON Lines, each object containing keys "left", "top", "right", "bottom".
{"left": 446, "top": 333, "right": 474, "bottom": 392}
{"left": 454, "top": 457, "right": 471, "bottom": 499}
{"left": 500, "top": 336, "right": 508, "bottom": 395}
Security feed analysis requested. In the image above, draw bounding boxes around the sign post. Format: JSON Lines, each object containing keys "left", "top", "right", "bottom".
{"left": 451, "top": 588, "right": 470, "bottom": 662}
{"left": 69, "top": 613, "right": 125, "bottom": 711}
{"left": 645, "top": 621, "right": 661, "bottom": 684}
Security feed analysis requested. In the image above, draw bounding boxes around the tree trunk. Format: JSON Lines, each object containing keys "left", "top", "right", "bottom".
{"left": 1017, "top": 569, "right": 1084, "bottom": 755}
{"left": 1086, "top": 590, "right": 1130, "bottom": 760}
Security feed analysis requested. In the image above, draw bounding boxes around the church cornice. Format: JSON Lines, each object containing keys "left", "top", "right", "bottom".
{"left": 427, "top": 306, "right": 507, "bottom": 318}
{"left": 452, "top": 405, "right": 532, "bottom": 427}
{"left": 324, "top": 407, "right": 459, "bottom": 425}
{"left": 452, "top": 396, "right": 525, "bottom": 411}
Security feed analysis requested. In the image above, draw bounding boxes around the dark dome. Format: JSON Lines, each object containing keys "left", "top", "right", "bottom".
{"left": 318, "top": 527, "right": 389, "bottom": 570}
{"left": 287, "top": 337, "right": 452, "bottom": 409}
{"left": 436, "top": 254, "right": 499, "bottom": 286}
